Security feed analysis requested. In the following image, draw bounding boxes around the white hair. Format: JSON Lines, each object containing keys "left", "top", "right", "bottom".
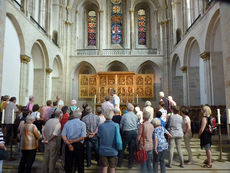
{"left": 72, "top": 109, "right": 82, "bottom": 119}
{"left": 135, "top": 106, "right": 140, "bottom": 112}
{"left": 145, "top": 101, "right": 151, "bottom": 106}
{"left": 143, "top": 111, "right": 151, "bottom": 120}
{"left": 104, "top": 109, "right": 114, "bottom": 120}
{"left": 71, "top": 100, "right": 77, "bottom": 106}
{"left": 152, "top": 118, "right": 161, "bottom": 127}
{"left": 26, "top": 114, "right": 34, "bottom": 123}
{"left": 127, "top": 103, "right": 134, "bottom": 111}
{"left": 114, "top": 107, "right": 120, "bottom": 114}
{"left": 159, "top": 92, "right": 165, "bottom": 98}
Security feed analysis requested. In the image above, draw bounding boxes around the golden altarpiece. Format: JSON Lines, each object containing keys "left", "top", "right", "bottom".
{"left": 79, "top": 72, "right": 154, "bottom": 107}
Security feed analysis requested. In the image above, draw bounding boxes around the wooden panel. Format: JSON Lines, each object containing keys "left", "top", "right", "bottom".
{"left": 79, "top": 72, "right": 154, "bottom": 101}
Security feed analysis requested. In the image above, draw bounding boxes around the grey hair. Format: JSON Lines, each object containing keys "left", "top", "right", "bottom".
{"left": 105, "top": 95, "right": 110, "bottom": 101}
{"left": 143, "top": 111, "right": 151, "bottom": 120}
{"left": 110, "top": 89, "right": 116, "bottom": 94}
{"left": 127, "top": 103, "right": 134, "bottom": 111}
{"left": 145, "top": 101, "right": 151, "bottom": 106}
{"left": 104, "top": 109, "right": 114, "bottom": 120}
{"left": 26, "top": 114, "right": 34, "bottom": 123}
{"left": 54, "top": 110, "right": 63, "bottom": 118}
{"left": 152, "top": 118, "right": 161, "bottom": 127}
{"left": 114, "top": 107, "right": 120, "bottom": 114}
{"left": 86, "top": 106, "right": 93, "bottom": 114}
{"left": 72, "top": 109, "right": 82, "bottom": 119}
{"left": 159, "top": 91, "right": 165, "bottom": 97}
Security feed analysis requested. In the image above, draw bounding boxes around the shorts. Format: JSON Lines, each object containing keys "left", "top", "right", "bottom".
{"left": 100, "top": 156, "right": 118, "bottom": 168}
{"left": 201, "top": 143, "right": 211, "bottom": 150}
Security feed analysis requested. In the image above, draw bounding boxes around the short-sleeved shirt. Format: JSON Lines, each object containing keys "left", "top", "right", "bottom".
{"left": 61, "top": 118, "right": 86, "bottom": 142}
{"left": 159, "top": 108, "right": 167, "bottom": 122}
{"left": 5, "top": 102, "right": 19, "bottom": 124}
{"left": 112, "top": 115, "right": 121, "bottom": 125}
{"left": 167, "top": 114, "right": 184, "bottom": 137}
{"left": 153, "top": 127, "right": 169, "bottom": 152}
{"left": 41, "top": 106, "right": 52, "bottom": 121}
{"left": 82, "top": 113, "right": 100, "bottom": 134}
{"left": 101, "top": 101, "right": 114, "bottom": 115}
{"left": 138, "top": 121, "right": 154, "bottom": 151}
{"left": 98, "top": 120, "right": 119, "bottom": 156}
{"left": 112, "top": 95, "right": 120, "bottom": 108}
{"left": 182, "top": 116, "right": 191, "bottom": 133}
{"left": 31, "top": 111, "right": 40, "bottom": 121}
{"left": 120, "top": 111, "right": 138, "bottom": 132}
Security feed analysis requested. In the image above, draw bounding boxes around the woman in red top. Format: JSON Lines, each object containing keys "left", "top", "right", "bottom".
{"left": 60, "top": 106, "right": 69, "bottom": 130}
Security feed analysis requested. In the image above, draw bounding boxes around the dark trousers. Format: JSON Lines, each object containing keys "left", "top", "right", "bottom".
{"left": 6, "top": 124, "right": 15, "bottom": 145}
{"left": 118, "top": 130, "right": 137, "bottom": 167}
{"left": 86, "top": 135, "right": 99, "bottom": 166}
{"left": 153, "top": 150, "right": 167, "bottom": 173}
{"left": 65, "top": 142, "right": 84, "bottom": 173}
{"left": 18, "top": 149, "right": 37, "bottom": 173}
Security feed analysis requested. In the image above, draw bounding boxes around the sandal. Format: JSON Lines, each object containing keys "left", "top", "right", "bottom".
{"left": 202, "top": 164, "right": 212, "bottom": 168}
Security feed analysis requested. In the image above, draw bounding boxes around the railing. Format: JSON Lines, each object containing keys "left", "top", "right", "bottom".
{"left": 30, "top": 16, "right": 47, "bottom": 34}
{"left": 76, "top": 48, "right": 158, "bottom": 56}
{"left": 186, "top": 14, "right": 201, "bottom": 32}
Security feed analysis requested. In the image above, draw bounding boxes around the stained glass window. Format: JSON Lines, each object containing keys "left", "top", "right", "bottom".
{"left": 111, "top": 0, "right": 122, "bottom": 44}
{"left": 88, "top": 11, "right": 96, "bottom": 46}
{"left": 138, "top": 9, "right": 146, "bottom": 45}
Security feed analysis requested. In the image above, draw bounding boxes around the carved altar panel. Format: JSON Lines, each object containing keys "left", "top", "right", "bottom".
{"left": 79, "top": 72, "right": 154, "bottom": 101}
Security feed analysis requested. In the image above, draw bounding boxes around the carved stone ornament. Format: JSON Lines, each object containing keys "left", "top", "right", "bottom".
{"left": 46, "top": 68, "right": 53, "bottom": 74}
{"left": 20, "top": 55, "right": 31, "bottom": 64}
{"left": 200, "top": 51, "right": 210, "bottom": 61}
{"left": 180, "top": 66, "right": 187, "bottom": 73}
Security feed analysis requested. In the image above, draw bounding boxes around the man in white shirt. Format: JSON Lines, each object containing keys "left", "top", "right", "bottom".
{"left": 110, "top": 89, "right": 120, "bottom": 109}
{"left": 101, "top": 95, "right": 114, "bottom": 115}
{"left": 56, "top": 96, "right": 64, "bottom": 109}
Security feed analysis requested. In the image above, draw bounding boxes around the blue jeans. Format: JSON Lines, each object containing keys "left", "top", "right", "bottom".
{"left": 86, "top": 135, "right": 99, "bottom": 166}
{"left": 153, "top": 150, "right": 167, "bottom": 173}
{"left": 141, "top": 151, "right": 153, "bottom": 173}
{"left": 118, "top": 130, "right": 137, "bottom": 167}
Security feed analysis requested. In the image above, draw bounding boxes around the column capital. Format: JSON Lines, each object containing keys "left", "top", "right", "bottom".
{"left": 65, "top": 20, "right": 72, "bottom": 25}
{"left": 46, "top": 68, "right": 53, "bottom": 74}
{"left": 180, "top": 66, "right": 187, "bottom": 73}
{"left": 129, "top": 10, "right": 134, "bottom": 14}
{"left": 99, "top": 10, "right": 104, "bottom": 13}
{"left": 66, "top": 5, "right": 71, "bottom": 11}
{"left": 200, "top": 51, "right": 210, "bottom": 61}
{"left": 20, "top": 55, "right": 31, "bottom": 64}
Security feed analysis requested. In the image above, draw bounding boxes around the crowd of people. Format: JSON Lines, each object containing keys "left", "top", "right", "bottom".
{"left": 0, "top": 90, "right": 214, "bottom": 173}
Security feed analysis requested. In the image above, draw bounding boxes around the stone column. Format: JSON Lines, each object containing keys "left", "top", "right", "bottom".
{"left": 46, "top": 68, "right": 53, "bottom": 101}
{"left": 19, "top": 55, "right": 31, "bottom": 105}
{"left": 180, "top": 66, "right": 188, "bottom": 105}
{"left": 219, "top": 2, "right": 230, "bottom": 138}
{"left": 130, "top": 10, "right": 135, "bottom": 53}
{"left": 200, "top": 51, "right": 212, "bottom": 105}
{"left": 99, "top": 10, "right": 104, "bottom": 55}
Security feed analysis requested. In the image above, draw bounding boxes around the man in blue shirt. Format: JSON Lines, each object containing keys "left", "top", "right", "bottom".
{"left": 61, "top": 109, "right": 86, "bottom": 173}
{"left": 118, "top": 103, "right": 138, "bottom": 168}
{"left": 98, "top": 109, "right": 122, "bottom": 173}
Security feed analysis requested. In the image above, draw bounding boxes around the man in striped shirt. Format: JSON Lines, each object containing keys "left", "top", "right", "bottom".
{"left": 18, "top": 114, "right": 41, "bottom": 173}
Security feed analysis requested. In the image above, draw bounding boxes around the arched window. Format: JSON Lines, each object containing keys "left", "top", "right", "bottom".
{"left": 111, "top": 0, "right": 122, "bottom": 44}
{"left": 138, "top": 9, "right": 146, "bottom": 45}
{"left": 176, "top": 28, "right": 181, "bottom": 44}
{"left": 88, "top": 11, "right": 97, "bottom": 46}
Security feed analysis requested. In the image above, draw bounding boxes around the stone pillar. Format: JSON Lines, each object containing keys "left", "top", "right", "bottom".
{"left": 0, "top": 0, "right": 5, "bottom": 96}
{"left": 46, "top": 68, "right": 53, "bottom": 101}
{"left": 200, "top": 51, "right": 212, "bottom": 105}
{"left": 219, "top": 2, "right": 230, "bottom": 138}
{"left": 99, "top": 10, "right": 104, "bottom": 55}
{"left": 180, "top": 66, "right": 188, "bottom": 105}
{"left": 46, "top": 0, "right": 52, "bottom": 37}
{"left": 130, "top": 10, "right": 135, "bottom": 53}
{"left": 19, "top": 55, "right": 31, "bottom": 105}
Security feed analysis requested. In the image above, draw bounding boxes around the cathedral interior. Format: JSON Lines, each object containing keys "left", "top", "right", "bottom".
{"left": 1, "top": 0, "right": 230, "bottom": 172}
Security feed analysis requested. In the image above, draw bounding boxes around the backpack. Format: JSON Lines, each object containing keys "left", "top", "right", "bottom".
{"left": 206, "top": 117, "right": 217, "bottom": 135}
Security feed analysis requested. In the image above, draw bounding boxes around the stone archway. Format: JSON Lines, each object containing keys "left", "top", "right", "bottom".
{"left": 107, "top": 61, "right": 128, "bottom": 71}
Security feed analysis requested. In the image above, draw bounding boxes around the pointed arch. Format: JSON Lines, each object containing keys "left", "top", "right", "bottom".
{"left": 107, "top": 61, "right": 128, "bottom": 71}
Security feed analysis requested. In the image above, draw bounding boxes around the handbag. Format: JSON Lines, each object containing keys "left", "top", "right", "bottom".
{"left": 135, "top": 124, "right": 148, "bottom": 164}
{"left": 0, "top": 149, "right": 8, "bottom": 160}
{"left": 115, "top": 124, "right": 122, "bottom": 151}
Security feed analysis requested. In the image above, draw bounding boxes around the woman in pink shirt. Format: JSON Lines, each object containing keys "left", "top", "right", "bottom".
{"left": 41, "top": 100, "right": 52, "bottom": 121}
